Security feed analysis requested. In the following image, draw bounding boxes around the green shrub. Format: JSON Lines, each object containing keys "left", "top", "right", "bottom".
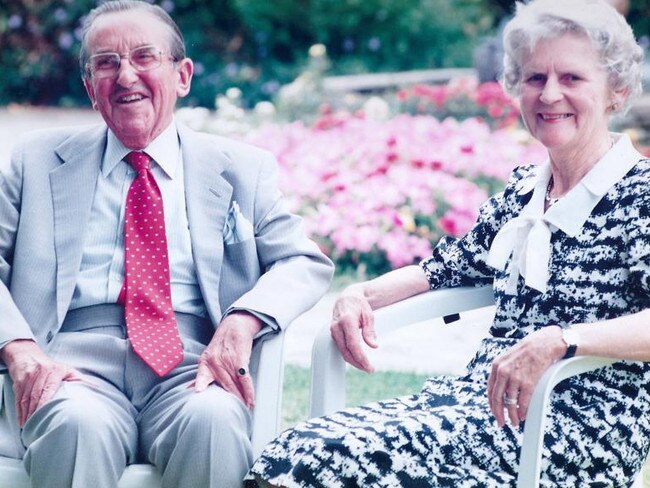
{"left": 0, "top": 0, "right": 495, "bottom": 108}
{"left": 2, "top": 0, "right": 646, "bottom": 109}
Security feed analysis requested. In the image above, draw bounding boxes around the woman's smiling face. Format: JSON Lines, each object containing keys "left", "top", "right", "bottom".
{"left": 519, "top": 33, "right": 613, "bottom": 152}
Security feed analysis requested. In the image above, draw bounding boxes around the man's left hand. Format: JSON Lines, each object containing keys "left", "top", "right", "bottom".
{"left": 487, "top": 325, "right": 566, "bottom": 427}
{"left": 193, "top": 311, "right": 262, "bottom": 409}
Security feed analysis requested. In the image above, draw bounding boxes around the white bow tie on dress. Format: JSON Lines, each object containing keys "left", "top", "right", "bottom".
{"left": 487, "top": 165, "right": 553, "bottom": 294}
{"left": 486, "top": 133, "right": 641, "bottom": 296}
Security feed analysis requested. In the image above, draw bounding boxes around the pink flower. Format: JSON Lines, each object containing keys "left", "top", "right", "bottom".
{"left": 239, "top": 105, "right": 546, "bottom": 275}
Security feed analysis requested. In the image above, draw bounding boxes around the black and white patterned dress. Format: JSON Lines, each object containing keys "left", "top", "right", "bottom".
{"left": 249, "top": 135, "right": 650, "bottom": 487}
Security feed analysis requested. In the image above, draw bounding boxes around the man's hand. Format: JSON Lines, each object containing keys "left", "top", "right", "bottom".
{"left": 1, "top": 339, "right": 87, "bottom": 426}
{"left": 487, "top": 326, "right": 566, "bottom": 428}
{"left": 193, "top": 312, "right": 262, "bottom": 409}
{"left": 329, "top": 291, "right": 378, "bottom": 373}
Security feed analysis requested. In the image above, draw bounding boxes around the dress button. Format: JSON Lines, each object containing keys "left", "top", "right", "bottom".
{"left": 46, "top": 331, "right": 54, "bottom": 343}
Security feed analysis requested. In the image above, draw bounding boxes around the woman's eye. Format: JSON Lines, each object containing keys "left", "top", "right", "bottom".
{"left": 562, "top": 74, "right": 581, "bottom": 83}
{"left": 525, "top": 74, "right": 545, "bottom": 85}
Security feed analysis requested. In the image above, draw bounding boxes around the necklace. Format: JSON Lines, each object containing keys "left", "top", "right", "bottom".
{"left": 545, "top": 177, "right": 559, "bottom": 207}
{"left": 546, "top": 136, "right": 615, "bottom": 208}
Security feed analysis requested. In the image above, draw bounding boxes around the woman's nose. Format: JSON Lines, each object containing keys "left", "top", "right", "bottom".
{"left": 539, "top": 78, "right": 563, "bottom": 104}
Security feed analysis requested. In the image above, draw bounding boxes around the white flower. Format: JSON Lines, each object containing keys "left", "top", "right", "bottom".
{"left": 363, "top": 96, "right": 390, "bottom": 121}
{"left": 308, "top": 43, "right": 327, "bottom": 58}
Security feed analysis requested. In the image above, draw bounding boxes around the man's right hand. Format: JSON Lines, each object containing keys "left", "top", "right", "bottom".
{"left": 1, "top": 340, "right": 87, "bottom": 426}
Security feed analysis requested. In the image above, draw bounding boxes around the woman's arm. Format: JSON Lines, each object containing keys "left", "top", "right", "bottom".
{"left": 572, "top": 308, "right": 650, "bottom": 361}
{"left": 487, "top": 308, "right": 650, "bottom": 428}
{"left": 330, "top": 265, "right": 430, "bottom": 372}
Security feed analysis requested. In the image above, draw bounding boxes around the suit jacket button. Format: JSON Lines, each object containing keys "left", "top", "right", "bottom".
{"left": 46, "top": 331, "right": 54, "bottom": 343}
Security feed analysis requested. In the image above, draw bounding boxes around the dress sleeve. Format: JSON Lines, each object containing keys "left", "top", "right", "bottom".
{"left": 626, "top": 165, "right": 650, "bottom": 303}
{"left": 420, "top": 165, "right": 535, "bottom": 290}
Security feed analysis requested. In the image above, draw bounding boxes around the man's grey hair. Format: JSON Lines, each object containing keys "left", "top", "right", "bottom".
{"left": 79, "top": 0, "right": 186, "bottom": 79}
{"left": 501, "top": 0, "right": 644, "bottom": 112}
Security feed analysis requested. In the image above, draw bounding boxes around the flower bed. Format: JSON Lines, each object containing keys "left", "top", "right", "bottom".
{"left": 243, "top": 109, "right": 546, "bottom": 277}
{"left": 175, "top": 79, "right": 549, "bottom": 277}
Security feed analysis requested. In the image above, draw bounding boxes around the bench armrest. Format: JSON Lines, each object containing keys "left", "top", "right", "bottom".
{"left": 309, "top": 286, "right": 494, "bottom": 418}
{"left": 516, "top": 355, "right": 616, "bottom": 488}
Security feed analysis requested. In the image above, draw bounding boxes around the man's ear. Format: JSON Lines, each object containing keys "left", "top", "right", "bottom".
{"left": 83, "top": 77, "right": 98, "bottom": 110}
{"left": 175, "top": 58, "right": 193, "bottom": 98}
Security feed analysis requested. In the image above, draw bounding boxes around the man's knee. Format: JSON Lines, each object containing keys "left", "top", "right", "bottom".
{"left": 23, "top": 383, "right": 136, "bottom": 450}
{"left": 179, "top": 387, "right": 252, "bottom": 440}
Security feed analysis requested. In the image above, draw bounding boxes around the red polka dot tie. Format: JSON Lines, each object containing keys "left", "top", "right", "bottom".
{"left": 120, "top": 151, "right": 183, "bottom": 377}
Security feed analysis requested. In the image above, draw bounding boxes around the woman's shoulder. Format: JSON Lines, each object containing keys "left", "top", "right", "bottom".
{"left": 618, "top": 157, "right": 650, "bottom": 193}
{"left": 499, "top": 163, "right": 540, "bottom": 201}
{"left": 628, "top": 157, "right": 650, "bottom": 177}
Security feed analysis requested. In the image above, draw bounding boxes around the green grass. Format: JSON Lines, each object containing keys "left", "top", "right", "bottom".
{"left": 281, "top": 364, "right": 431, "bottom": 429}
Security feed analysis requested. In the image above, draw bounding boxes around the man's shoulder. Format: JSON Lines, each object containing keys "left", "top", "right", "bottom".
{"left": 179, "top": 125, "right": 274, "bottom": 163}
{"left": 17, "top": 124, "right": 105, "bottom": 148}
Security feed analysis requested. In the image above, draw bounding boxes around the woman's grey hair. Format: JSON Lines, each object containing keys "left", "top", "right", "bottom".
{"left": 79, "top": 0, "right": 186, "bottom": 79}
{"left": 501, "top": 0, "right": 644, "bottom": 111}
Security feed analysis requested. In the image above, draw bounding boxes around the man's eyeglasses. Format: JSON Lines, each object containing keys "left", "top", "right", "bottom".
{"left": 86, "top": 45, "right": 176, "bottom": 79}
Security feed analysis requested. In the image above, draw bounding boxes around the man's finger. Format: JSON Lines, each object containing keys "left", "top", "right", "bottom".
{"left": 25, "top": 371, "right": 50, "bottom": 423}
{"left": 236, "top": 373, "right": 256, "bottom": 409}
{"left": 194, "top": 365, "right": 215, "bottom": 392}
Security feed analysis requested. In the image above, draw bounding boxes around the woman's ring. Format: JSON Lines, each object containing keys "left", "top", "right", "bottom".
{"left": 238, "top": 367, "right": 248, "bottom": 376}
{"left": 503, "top": 395, "right": 518, "bottom": 405}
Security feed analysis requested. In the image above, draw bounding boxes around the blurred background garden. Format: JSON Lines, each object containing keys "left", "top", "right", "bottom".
{"left": 2, "top": 0, "right": 650, "bottom": 281}
{"left": 3, "top": 1, "right": 650, "bottom": 446}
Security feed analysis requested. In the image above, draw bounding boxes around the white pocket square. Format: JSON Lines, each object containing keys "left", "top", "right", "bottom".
{"left": 223, "top": 201, "right": 254, "bottom": 244}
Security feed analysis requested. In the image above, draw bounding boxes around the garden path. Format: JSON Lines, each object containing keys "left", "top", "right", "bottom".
{"left": 0, "top": 105, "right": 491, "bottom": 376}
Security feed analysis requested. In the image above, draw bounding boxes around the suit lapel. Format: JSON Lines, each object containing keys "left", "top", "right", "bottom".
{"left": 51, "top": 125, "right": 106, "bottom": 325}
{"left": 179, "top": 125, "right": 233, "bottom": 324}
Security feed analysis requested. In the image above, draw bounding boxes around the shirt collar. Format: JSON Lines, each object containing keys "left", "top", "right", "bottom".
{"left": 102, "top": 119, "right": 181, "bottom": 179}
{"left": 487, "top": 132, "right": 643, "bottom": 294}
{"left": 526, "top": 133, "right": 642, "bottom": 237}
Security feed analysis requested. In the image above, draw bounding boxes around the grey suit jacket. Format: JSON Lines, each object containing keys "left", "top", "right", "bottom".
{"left": 0, "top": 122, "right": 333, "bottom": 365}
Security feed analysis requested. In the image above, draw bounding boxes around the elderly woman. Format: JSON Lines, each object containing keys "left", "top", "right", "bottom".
{"left": 249, "top": 0, "right": 648, "bottom": 485}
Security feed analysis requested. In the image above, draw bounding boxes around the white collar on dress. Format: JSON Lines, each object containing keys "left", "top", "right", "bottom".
{"left": 486, "top": 133, "right": 643, "bottom": 294}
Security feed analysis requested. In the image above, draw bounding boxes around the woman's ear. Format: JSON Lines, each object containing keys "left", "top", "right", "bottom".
{"left": 610, "top": 87, "right": 630, "bottom": 113}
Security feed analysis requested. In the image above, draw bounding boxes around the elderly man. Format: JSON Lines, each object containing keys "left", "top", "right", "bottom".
{"left": 0, "top": 1, "right": 333, "bottom": 487}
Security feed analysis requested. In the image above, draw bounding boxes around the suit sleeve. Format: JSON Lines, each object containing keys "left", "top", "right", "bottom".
{"left": 0, "top": 140, "right": 38, "bottom": 361}
{"left": 223, "top": 151, "right": 334, "bottom": 332}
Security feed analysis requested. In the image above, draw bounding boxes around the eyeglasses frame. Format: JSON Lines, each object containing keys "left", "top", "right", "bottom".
{"left": 85, "top": 44, "right": 179, "bottom": 79}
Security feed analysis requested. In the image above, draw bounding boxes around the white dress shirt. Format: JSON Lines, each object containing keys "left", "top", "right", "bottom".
{"left": 71, "top": 120, "right": 207, "bottom": 317}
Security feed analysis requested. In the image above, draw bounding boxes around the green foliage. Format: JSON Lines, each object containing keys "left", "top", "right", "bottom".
{"left": 0, "top": 0, "right": 495, "bottom": 108}
{"left": 282, "top": 365, "right": 431, "bottom": 429}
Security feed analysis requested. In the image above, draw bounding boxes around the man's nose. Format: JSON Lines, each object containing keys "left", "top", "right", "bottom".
{"left": 115, "top": 57, "right": 139, "bottom": 86}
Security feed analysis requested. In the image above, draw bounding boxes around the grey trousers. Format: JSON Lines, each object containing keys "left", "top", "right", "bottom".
{"left": 7, "top": 305, "right": 253, "bottom": 488}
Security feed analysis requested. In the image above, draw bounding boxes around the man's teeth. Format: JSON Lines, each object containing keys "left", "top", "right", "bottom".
{"left": 540, "top": 113, "right": 571, "bottom": 120}
{"left": 119, "top": 94, "right": 144, "bottom": 103}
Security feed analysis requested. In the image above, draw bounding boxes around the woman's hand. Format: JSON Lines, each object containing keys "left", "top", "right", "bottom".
{"left": 329, "top": 288, "right": 378, "bottom": 373}
{"left": 487, "top": 325, "right": 566, "bottom": 427}
{"left": 329, "top": 266, "right": 431, "bottom": 373}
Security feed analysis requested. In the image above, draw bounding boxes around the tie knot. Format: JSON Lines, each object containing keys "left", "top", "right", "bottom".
{"left": 125, "top": 151, "right": 152, "bottom": 173}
